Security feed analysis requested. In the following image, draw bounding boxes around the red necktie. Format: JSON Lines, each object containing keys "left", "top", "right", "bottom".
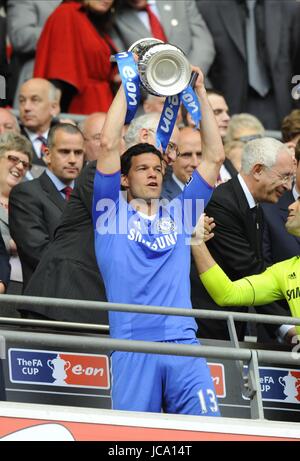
{"left": 63, "top": 186, "right": 73, "bottom": 201}
{"left": 145, "top": 5, "right": 167, "bottom": 42}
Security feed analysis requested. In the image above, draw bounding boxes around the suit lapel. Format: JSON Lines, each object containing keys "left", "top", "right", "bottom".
{"left": 162, "top": 175, "right": 182, "bottom": 201}
{"left": 264, "top": 1, "right": 282, "bottom": 68}
{"left": 120, "top": 10, "right": 149, "bottom": 38}
{"left": 224, "top": 158, "right": 238, "bottom": 177}
{"left": 38, "top": 172, "right": 66, "bottom": 212}
{"left": 20, "top": 126, "right": 46, "bottom": 167}
{"left": 231, "top": 177, "right": 260, "bottom": 252}
{"left": 219, "top": 4, "right": 246, "bottom": 60}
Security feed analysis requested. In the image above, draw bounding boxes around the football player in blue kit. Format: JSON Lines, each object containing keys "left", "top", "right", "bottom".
{"left": 92, "top": 65, "right": 225, "bottom": 415}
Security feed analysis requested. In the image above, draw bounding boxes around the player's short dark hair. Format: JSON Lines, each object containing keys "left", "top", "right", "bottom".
{"left": 121, "top": 143, "right": 162, "bottom": 175}
{"left": 206, "top": 88, "right": 226, "bottom": 99}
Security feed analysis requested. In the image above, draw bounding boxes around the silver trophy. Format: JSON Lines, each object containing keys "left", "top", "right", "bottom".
{"left": 114, "top": 38, "right": 191, "bottom": 97}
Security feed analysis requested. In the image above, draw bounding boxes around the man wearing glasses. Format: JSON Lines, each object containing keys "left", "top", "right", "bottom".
{"left": 192, "top": 196, "right": 300, "bottom": 342}
{"left": 262, "top": 142, "right": 300, "bottom": 266}
{"left": 162, "top": 126, "right": 202, "bottom": 201}
{"left": 191, "top": 137, "right": 296, "bottom": 343}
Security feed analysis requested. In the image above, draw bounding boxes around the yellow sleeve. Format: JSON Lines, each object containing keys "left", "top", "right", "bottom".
{"left": 200, "top": 264, "right": 284, "bottom": 306}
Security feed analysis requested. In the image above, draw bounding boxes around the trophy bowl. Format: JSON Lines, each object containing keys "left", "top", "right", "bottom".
{"left": 128, "top": 38, "right": 191, "bottom": 96}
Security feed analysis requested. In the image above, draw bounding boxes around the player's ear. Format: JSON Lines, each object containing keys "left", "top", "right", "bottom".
{"left": 121, "top": 174, "right": 129, "bottom": 189}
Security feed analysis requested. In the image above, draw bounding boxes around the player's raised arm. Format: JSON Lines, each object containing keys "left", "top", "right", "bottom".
{"left": 97, "top": 84, "right": 127, "bottom": 174}
{"left": 192, "top": 67, "right": 225, "bottom": 186}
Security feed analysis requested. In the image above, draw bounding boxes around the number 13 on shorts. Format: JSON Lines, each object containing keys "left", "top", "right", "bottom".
{"left": 198, "top": 388, "right": 219, "bottom": 415}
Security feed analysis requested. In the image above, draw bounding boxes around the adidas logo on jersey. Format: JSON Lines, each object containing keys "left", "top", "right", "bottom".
{"left": 288, "top": 272, "right": 297, "bottom": 280}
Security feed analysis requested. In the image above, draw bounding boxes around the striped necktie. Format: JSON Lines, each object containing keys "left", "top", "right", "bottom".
{"left": 36, "top": 135, "right": 48, "bottom": 159}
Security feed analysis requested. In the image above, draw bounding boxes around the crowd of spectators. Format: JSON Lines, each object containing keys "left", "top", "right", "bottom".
{"left": 0, "top": 0, "right": 299, "bottom": 416}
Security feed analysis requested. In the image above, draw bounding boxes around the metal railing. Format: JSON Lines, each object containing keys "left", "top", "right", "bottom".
{"left": 0, "top": 293, "right": 299, "bottom": 420}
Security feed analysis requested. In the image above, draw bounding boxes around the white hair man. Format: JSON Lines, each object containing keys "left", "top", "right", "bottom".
{"left": 191, "top": 137, "right": 295, "bottom": 342}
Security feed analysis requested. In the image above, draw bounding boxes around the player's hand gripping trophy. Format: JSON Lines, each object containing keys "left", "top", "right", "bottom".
{"left": 112, "top": 38, "right": 202, "bottom": 166}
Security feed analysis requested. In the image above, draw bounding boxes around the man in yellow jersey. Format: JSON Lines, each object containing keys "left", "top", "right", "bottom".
{"left": 192, "top": 198, "right": 300, "bottom": 336}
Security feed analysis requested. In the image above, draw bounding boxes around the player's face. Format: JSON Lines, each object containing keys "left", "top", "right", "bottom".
{"left": 286, "top": 199, "right": 300, "bottom": 237}
{"left": 122, "top": 153, "right": 163, "bottom": 203}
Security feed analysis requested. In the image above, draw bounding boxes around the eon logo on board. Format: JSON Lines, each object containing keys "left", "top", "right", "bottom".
{"left": 9, "top": 348, "right": 110, "bottom": 389}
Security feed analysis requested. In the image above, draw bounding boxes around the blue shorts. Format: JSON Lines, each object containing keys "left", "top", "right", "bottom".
{"left": 111, "top": 338, "right": 220, "bottom": 416}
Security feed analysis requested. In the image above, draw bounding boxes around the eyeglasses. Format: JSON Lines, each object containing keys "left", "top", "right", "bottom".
{"left": 147, "top": 129, "right": 180, "bottom": 159}
{"left": 234, "top": 134, "right": 263, "bottom": 143}
{"left": 164, "top": 142, "right": 180, "bottom": 158}
{"left": 265, "top": 166, "right": 294, "bottom": 184}
{"left": 178, "top": 151, "right": 202, "bottom": 160}
{"left": 6, "top": 154, "right": 31, "bottom": 170}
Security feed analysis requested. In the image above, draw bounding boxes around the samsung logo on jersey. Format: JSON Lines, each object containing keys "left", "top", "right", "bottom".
{"left": 128, "top": 228, "right": 178, "bottom": 250}
{"left": 286, "top": 287, "right": 300, "bottom": 301}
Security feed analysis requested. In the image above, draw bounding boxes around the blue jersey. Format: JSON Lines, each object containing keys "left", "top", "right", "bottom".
{"left": 92, "top": 169, "right": 213, "bottom": 341}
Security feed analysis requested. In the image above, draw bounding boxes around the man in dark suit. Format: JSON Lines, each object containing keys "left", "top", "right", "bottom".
{"left": 197, "top": 0, "right": 300, "bottom": 129}
{"left": 112, "top": 0, "right": 215, "bottom": 78}
{"left": 23, "top": 161, "right": 108, "bottom": 324}
{"left": 262, "top": 142, "right": 300, "bottom": 264}
{"left": 9, "top": 123, "right": 84, "bottom": 289}
{"left": 162, "top": 126, "right": 202, "bottom": 200}
{"left": 17, "top": 78, "right": 60, "bottom": 173}
{"left": 192, "top": 137, "right": 295, "bottom": 341}
{"left": 6, "top": 0, "right": 60, "bottom": 108}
